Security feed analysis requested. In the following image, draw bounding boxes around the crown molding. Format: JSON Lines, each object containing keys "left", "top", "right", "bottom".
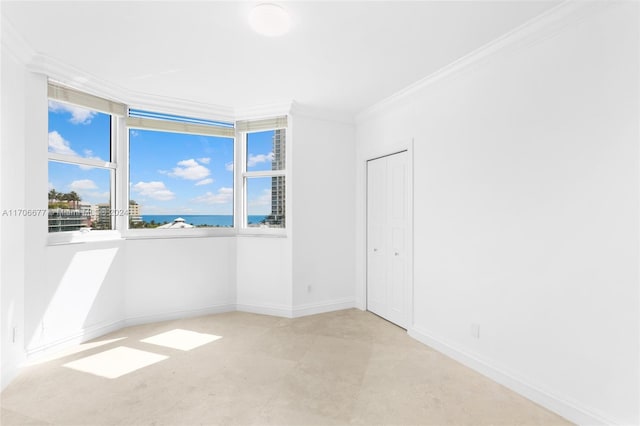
{"left": 28, "top": 54, "right": 236, "bottom": 122}
{"left": 130, "top": 91, "right": 235, "bottom": 124}
{"left": 234, "top": 101, "right": 294, "bottom": 122}
{"left": 1, "top": 15, "right": 234, "bottom": 123}
{"left": 356, "top": 0, "right": 614, "bottom": 123}
{"left": 2, "top": 14, "right": 353, "bottom": 125}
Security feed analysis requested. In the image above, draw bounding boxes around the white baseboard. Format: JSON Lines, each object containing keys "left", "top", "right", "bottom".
{"left": 26, "top": 319, "right": 125, "bottom": 360}
{"left": 236, "top": 303, "right": 293, "bottom": 318}
{"left": 124, "top": 303, "right": 236, "bottom": 327}
{"left": 237, "top": 298, "right": 356, "bottom": 319}
{"left": 23, "top": 304, "right": 235, "bottom": 365}
{"left": 291, "top": 298, "right": 355, "bottom": 318}
{"left": 408, "top": 326, "right": 618, "bottom": 426}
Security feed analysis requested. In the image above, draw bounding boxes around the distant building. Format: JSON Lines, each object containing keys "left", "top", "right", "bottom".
{"left": 129, "top": 202, "right": 142, "bottom": 224}
{"left": 265, "top": 129, "right": 285, "bottom": 227}
{"left": 95, "top": 203, "right": 111, "bottom": 230}
{"left": 48, "top": 206, "right": 90, "bottom": 232}
{"left": 88, "top": 204, "right": 98, "bottom": 223}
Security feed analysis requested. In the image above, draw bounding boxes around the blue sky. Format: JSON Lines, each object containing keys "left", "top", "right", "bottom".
{"left": 48, "top": 102, "right": 278, "bottom": 216}
{"left": 48, "top": 101, "right": 111, "bottom": 205}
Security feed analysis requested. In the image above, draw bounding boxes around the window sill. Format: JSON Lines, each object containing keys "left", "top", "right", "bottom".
{"left": 47, "top": 227, "right": 287, "bottom": 244}
{"left": 123, "top": 228, "right": 236, "bottom": 240}
{"left": 237, "top": 228, "right": 287, "bottom": 238}
{"left": 47, "top": 230, "right": 123, "bottom": 246}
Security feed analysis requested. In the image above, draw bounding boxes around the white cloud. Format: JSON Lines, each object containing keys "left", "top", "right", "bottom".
{"left": 48, "top": 131, "right": 78, "bottom": 156}
{"left": 192, "top": 187, "right": 233, "bottom": 204}
{"left": 69, "top": 179, "right": 97, "bottom": 191}
{"left": 247, "top": 153, "right": 274, "bottom": 168}
{"left": 132, "top": 181, "right": 175, "bottom": 201}
{"left": 48, "top": 132, "right": 105, "bottom": 170}
{"left": 83, "top": 149, "right": 104, "bottom": 162}
{"left": 48, "top": 181, "right": 54, "bottom": 190}
{"left": 77, "top": 149, "right": 106, "bottom": 170}
{"left": 225, "top": 162, "right": 234, "bottom": 172}
{"left": 198, "top": 157, "right": 211, "bottom": 165}
{"left": 195, "top": 178, "right": 214, "bottom": 186}
{"left": 48, "top": 100, "right": 97, "bottom": 125}
{"left": 86, "top": 191, "right": 110, "bottom": 200}
{"left": 169, "top": 159, "right": 210, "bottom": 180}
{"left": 130, "top": 130, "right": 139, "bottom": 137}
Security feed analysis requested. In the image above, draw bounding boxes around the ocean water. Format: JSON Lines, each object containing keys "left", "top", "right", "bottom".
{"left": 140, "top": 215, "right": 268, "bottom": 227}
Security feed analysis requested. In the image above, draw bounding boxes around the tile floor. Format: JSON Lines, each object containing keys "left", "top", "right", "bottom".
{"left": 0, "top": 309, "right": 571, "bottom": 425}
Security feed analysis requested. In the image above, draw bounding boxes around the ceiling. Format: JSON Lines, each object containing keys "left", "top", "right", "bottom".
{"left": 2, "top": 1, "right": 560, "bottom": 117}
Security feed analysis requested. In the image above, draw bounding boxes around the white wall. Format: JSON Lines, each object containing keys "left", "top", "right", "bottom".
{"left": 1, "top": 47, "right": 28, "bottom": 388}
{"left": 27, "top": 242, "right": 126, "bottom": 355}
{"left": 236, "top": 236, "right": 293, "bottom": 316}
{"left": 291, "top": 115, "right": 356, "bottom": 315}
{"left": 355, "top": 3, "right": 639, "bottom": 425}
{"left": 235, "top": 114, "right": 357, "bottom": 318}
{"left": 125, "top": 237, "right": 236, "bottom": 322}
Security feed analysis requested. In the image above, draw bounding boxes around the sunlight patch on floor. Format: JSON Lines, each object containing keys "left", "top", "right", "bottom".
{"left": 140, "top": 329, "right": 222, "bottom": 351}
{"left": 63, "top": 346, "right": 167, "bottom": 379}
{"left": 27, "top": 337, "right": 127, "bottom": 366}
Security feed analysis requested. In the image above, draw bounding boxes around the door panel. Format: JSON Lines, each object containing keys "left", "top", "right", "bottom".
{"left": 366, "top": 158, "right": 387, "bottom": 314}
{"left": 367, "top": 151, "right": 408, "bottom": 328}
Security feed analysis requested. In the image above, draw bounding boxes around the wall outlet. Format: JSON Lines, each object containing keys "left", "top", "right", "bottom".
{"left": 470, "top": 323, "right": 480, "bottom": 339}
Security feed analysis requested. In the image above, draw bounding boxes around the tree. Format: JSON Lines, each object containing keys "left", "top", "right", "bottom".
{"left": 66, "top": 191, "right": 81, "bottom": 208}
{"left": 48, "top": 189, "right": 60, "bottom": 202}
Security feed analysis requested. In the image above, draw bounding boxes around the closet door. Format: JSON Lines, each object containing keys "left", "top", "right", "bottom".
{"left": 366, "top": 151, "right": 408, "bottom": 328}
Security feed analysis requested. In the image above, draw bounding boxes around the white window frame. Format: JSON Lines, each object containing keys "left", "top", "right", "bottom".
{"left": 237, "top": 117, "right": 288, "bottom": 237}
{"left": 47, "top": 82, "right": 124, "bottom": 245}
{"left": 124, "top": 113, "right": 236, "bottom": 239}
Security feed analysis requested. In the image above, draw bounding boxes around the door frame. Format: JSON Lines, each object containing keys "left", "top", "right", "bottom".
{"left": 363, "top": 141, "right": 414, "bottom": 330}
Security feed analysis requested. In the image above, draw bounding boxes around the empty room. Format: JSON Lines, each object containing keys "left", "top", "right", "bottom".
{"left": 0, "top": 1, "right": 638, "bottom": 425}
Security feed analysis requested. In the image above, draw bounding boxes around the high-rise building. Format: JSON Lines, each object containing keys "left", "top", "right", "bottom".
{"left": 267, "top": 129, "right": 285, "bottom": 227}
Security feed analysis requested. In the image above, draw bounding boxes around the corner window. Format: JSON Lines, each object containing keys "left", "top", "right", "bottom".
{"left": 239, "top": 117, "right": 287, "bottom": 229}
{"left": 47, "top": 83, "right": 123, "bottom": 233}
{"left": 127, "top": 111, "right": 235, "bottom": 230}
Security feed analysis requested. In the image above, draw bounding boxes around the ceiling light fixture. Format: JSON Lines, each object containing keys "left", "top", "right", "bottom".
{"left": 249, "top": 3, "right": 291, "bottom": 37}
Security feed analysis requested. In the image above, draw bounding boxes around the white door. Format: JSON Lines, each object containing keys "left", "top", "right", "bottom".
{"left": 367, "top": 151, "right": 408, "bottom": 328}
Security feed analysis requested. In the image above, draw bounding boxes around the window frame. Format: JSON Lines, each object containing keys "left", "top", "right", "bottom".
{"left": 123, "top": 111, "right": 237, "bottom": 239}
{"left": 237, "top": 120, "right": 288, "bottom": 237}
{"left": 47, "top": 82, "right": 123, "bottom": 244}
{"left": 45, "top": 83, "right": 291, "bottom": 242}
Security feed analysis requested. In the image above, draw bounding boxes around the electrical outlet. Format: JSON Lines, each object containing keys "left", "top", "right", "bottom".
{"left": 470, "top": 323, "right": 480, "bottom": 339}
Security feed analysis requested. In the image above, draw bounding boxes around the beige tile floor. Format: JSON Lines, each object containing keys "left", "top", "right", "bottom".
{"left": 1, "top": 309, "right": 571, "bottom": 425}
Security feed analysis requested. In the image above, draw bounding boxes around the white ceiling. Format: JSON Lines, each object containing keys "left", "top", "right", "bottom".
{"left": 2, "top": 1, "right": 560, "bottom": 117}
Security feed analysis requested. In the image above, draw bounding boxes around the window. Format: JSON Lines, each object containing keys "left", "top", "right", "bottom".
{"left": 239, "top": 117, "right": 287, "bottom": 229}
{"left": 47, "top": 83, "right": 124, "bottom": 233}
{"left": 127, "top": 111, "right": 235, "bottom": 230}
{"left": 47, "top": 84, "right": 288, "bottom": 237}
